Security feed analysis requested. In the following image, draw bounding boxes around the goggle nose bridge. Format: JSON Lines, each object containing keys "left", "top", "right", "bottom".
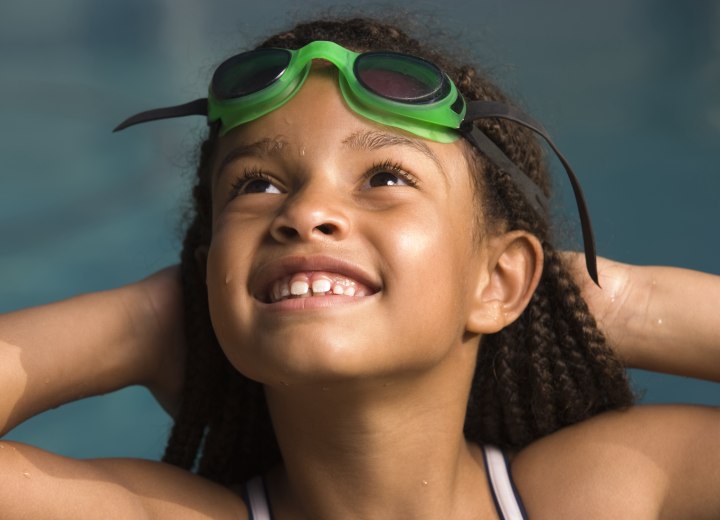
{"left": 292, "top": 40, "right": 360, "bottom": 72}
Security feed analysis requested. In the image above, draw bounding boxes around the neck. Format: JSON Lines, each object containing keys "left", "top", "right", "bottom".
{"left": 262, "top": 339, "right": 491, "bottom": 520}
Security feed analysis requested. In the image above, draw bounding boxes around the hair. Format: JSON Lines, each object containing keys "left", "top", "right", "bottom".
{"left": 162, "top": 17, "right": 634, "bottom": 485}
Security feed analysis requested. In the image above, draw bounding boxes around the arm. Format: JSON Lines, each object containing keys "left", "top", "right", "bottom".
{"left": 532, "top": 256, "right": 720, "bottom": 518}
{"left": 0, "top": 441, "right": 247, "bottom": 519}
{"left": 568, "top": 255, "right": 720, "bottom": 382}
{"left": 0, "top": 271, "right": 251, "bottom": 518}
{"left": 515, "top": 404, "right": 720, "bottom": 520}
{"left": 0, "top": 267, "right": 185, "bottom": 435}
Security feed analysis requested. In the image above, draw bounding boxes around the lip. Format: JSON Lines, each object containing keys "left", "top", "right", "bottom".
{"left": 250, "top": 254, "right": 382, "bottom": 304}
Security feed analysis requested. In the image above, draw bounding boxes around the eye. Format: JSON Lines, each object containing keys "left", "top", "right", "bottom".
{"left": 230, "top": 169, "right": 283, "bottom": 197}
{"left": 363, "top": 160, "right": 418, "bottom": 189}
{"left": 368, "top": 171, "right": 408, "bottom": 187}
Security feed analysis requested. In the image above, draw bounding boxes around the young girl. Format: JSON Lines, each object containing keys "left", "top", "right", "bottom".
{"left": 1, "top": 17, "right": 718, "bottom": 519}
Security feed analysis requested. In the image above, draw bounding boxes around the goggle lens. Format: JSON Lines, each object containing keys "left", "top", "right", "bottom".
{"left": 212, "top": 48, "right": 450, "bottom": 105}
{"left": 212, "top": 49, "right": 291, "bottom": 99}
{"left": 355, "top": 52, "right": 449, "bottom": 104}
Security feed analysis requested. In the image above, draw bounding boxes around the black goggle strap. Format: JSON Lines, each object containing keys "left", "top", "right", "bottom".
{"left": 462, "top": 100, "right": 599, "bottom": 285}
{"left": 112, "top": 98, "right": 208, "bottom": 132}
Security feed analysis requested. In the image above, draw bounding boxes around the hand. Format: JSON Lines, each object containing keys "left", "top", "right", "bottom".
{"left": 565, "top": 252, "right": 720, "bottom": 381}
{"left": 129, "top": 266, "right": 186, "bottom": 418}
{"left": 562, "top": 253, "right": 639, "bottom": 363}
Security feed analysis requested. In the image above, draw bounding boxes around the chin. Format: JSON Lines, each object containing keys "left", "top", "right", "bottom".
{"left": 218, "top": 329, "right": 361, "bottom": 380}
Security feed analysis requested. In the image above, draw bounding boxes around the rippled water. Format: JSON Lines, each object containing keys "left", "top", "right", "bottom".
{"left": 1, "top": 0, "right": 718, "bottom": 459}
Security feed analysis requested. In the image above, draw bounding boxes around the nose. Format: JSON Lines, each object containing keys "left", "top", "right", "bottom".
{"left": 270, "top": 182, "right": 350, "bottom": 243}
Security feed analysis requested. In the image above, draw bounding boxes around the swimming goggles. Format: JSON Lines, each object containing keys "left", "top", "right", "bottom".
{"left": 115, "top": 41, "right": 599, "bottom": 284}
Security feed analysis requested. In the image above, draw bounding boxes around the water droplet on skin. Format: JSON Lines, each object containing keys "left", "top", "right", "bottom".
{"left": 422, "top": 480, "right": 429, "bottom": 486}
{"left": 657, "top": 318, "right": 663, "bottom": 325}
{"left": 23, "top": 472, "right": 31, "bottom": 479}
{"left": 299, "top": 147, "right": 306, "bottom": 157}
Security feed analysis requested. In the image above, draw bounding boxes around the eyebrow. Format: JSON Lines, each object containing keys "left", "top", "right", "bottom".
{"left": 342, "top": 130, "right": 447, "bottom": 180}
{"left": 215, "top": 137, "right": 288, "bottom": 180}
{"left": 214, "top": 131, "right": 448, "bottom": 183}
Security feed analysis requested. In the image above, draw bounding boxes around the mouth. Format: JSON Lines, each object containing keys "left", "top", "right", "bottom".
{"left": 252, "top": 256, "right": 381, "bottom": 305}
{"left": 265, "top": 271, "right": 372, "bottom": 303}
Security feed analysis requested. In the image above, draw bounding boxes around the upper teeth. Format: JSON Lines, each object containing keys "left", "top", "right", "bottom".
{"left": 269, "top": 272, "right": 365, "bottom": 302}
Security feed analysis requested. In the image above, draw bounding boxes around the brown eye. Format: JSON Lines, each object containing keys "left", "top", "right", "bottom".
{"left": 363, "top": 160, "right": 418, "bottom": 190}
{"left": 230, "top": 170, "right": 283, "bottom": 197}
{"left": 241, "top": 178, "right": 281, "bottom": 194}
{"left": 368, "top": 171, "right": 409, "bottom": 187}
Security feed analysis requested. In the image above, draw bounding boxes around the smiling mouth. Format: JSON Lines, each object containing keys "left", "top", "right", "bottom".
{"left": 263, "top": 271, "right": 374, "bottom": 303}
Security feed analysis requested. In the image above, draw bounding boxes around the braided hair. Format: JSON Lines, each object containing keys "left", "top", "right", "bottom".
{"left": 163, "top": 17, "right": 634, "bottom": 485}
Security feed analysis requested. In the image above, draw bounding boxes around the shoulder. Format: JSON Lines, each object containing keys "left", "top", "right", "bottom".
{"left": 509, "top": 404, "right": 720, "bottom": 520}
{"left": 0, "top": 441, "right": 249, "bottom": 519}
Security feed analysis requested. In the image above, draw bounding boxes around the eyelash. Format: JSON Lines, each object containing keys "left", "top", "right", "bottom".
{"left": 365, "top": 160, "right": 419, "bottom": 188}
{"left": 227, "top": 160, "right": 419, "bottom": 200}
{"left": 229, "top": 167, "right": 278, "bottom": 199}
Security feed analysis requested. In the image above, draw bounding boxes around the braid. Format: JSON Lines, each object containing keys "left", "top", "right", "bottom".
{"left": 436, "top": 25, "right": 633, "bottom": 447}
{"left": 163, "top": 16, "right": 633, "bottom": 485}
{"left": 162, "top": 137, "right": 222, "bottom": 471}
{"left": 467, "top": 243, "right": 633, "bottom": 450}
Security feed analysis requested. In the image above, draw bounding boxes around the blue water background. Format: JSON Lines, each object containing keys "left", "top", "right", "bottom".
{"left": 1, "top": 0, "right": 718, "bottom": 459}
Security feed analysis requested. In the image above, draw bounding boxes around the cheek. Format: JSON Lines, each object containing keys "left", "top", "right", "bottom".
{"left": 204, "top": 224, "right": 258, "bottom": 371}
{"left": 205, "top": 241, "right": 239, "bottom": 345}
{"left": 206, "top": 209, "right": 273, "bottom": 291}
{"left": 380, "top": 204, "right": 477, "bottom": 327}
{"left": 205, "top": 221, "right": 247, "bottom": 301}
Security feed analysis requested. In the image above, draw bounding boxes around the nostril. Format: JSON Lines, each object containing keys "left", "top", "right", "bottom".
{"left": 315, "top": 224, "right": 334, "bottom": 235}
{"left": 271, "top": 217, "right": 345, "bottom": 242}
{"left": 278, "top": 226, "right": 299, "bottom": 239}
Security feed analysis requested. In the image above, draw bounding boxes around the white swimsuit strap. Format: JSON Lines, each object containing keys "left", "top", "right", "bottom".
{"left": 245, "top": 475, "right": 272, "bottom": 520}
{"left": 483, "top": 445, "right": 529, "bottom": 520}
{"left": 245, "top": 449, "right": 527, "bottom": 520}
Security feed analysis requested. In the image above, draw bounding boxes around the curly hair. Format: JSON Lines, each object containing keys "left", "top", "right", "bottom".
{"left": 162, "top": 16, "right": 634, "bottom": 485}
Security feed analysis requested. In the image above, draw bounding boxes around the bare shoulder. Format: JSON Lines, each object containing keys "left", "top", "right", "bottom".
{"left": 511, "top": 404, "right": 720, "bottom": 520}
{"left": 0, "top": 440, "right": 248, "bottom": 520}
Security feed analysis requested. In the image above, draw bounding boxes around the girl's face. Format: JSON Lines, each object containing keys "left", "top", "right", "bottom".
{"left": 205, "top": 67, "right": 495, "bottom": 386}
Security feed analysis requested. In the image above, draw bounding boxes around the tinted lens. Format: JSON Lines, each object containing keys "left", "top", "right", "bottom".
{"left": 212, "top": 48, "right": 292, "bottom": 100}
{"left": 355, "top": 52, "right": 450, "bottom": 104}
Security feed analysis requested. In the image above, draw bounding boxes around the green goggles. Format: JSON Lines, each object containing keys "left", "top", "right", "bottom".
{"left": 115, "top": 41, "right": 599, "bottom": 284}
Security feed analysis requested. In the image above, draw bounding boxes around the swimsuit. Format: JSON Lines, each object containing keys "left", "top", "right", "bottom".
{"left": 482, "top": 444, "right": 530, "bottom": 520}
{"left": 241, "top": 445, "right": 529, "bottom": 520}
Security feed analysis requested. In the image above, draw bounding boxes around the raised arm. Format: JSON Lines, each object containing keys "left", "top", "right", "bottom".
{"left": 0, "top": 270, "right": 253, "bottom": 519}
{"left": 0, "top": 267, "right": 185, "bottom": 435}
{"left": 569, "top": 254, "right": 720, "bottom": 382}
